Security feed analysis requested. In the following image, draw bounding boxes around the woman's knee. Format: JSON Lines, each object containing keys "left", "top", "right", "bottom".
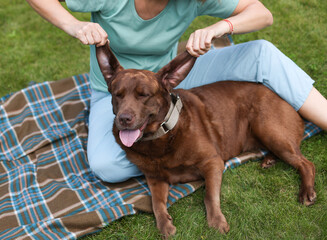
{"left": 88, "top": 152, "right": 142, "bottom": 183}
{"left": 252, "top": 39, "right": 279, "bottom": 56}
{"left": 254, "top": 39, "right": 274, "bottom": 47}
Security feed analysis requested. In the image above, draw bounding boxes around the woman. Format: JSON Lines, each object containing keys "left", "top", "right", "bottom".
{"left": 26, "top": 0, "right": 327, "bottom": 183}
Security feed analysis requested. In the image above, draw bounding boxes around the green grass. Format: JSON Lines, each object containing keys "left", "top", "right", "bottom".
{"left": 1, "top": 0, "right": 327, "bottom": 239}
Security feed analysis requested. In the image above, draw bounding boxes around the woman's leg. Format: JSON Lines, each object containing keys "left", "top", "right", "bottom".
{"left": 299, "top": 87, "right": 327, "bottom": 130}
{"left": 87, "top": 89, "right": 143, "bottom": 183}
{"left": 180, "top": 39, "right": 327, "bottom": 130}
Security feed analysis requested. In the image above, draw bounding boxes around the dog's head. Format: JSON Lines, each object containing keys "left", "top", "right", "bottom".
{"left": 96, "top": 41, "right": 196, "bottom": 147}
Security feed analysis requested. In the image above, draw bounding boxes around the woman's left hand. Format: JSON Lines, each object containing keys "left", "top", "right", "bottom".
{"left": 186, "top": 21, "right": 230, "bottom": 57}
{"left": 186, "top": 0, "right": 273, "bottom": 57}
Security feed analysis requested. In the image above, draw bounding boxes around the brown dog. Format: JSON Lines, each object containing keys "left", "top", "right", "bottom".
{"left": 96, "top": 42, "right": 316, "bottom": 238}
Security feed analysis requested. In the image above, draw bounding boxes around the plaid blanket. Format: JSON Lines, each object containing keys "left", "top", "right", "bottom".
{"left": 0, "top": 74, "right": 322, "bottom": 239}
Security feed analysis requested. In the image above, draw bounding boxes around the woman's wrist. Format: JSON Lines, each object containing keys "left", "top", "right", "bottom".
{"left": 227, "top": 0, "right": 273, "bottom": 34}
{"left": 222, "top": 19, "right": 234, "bottom": 35}
{"left": 61, "top": 18, "right": 83, "bottom": 38}
{"left": 26, "top": 0, "right": 80, "bottom": 37}
{"left": 207, "top": 20, "right": 231, "bottom": 38}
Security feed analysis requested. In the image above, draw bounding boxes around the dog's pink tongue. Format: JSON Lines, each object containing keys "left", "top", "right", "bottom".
{"left": 119, "top": 129, "right": 141, "bottom": 147}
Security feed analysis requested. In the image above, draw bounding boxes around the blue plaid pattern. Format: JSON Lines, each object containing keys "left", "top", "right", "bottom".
{"left": 0, "top": 74, "right": 322, "bottom": 239}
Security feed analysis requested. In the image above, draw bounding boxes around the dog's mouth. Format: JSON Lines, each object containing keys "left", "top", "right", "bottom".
{"left": 118, "top": 119, "right": 148, "bottom": 147}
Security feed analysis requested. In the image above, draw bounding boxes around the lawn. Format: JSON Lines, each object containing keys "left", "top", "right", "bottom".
{"left": 1, "top": 0, "right": 327, "bottom": 239}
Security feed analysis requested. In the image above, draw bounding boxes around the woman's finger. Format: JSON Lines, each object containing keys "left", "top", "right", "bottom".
{"left": 73, "top": 22, "right": 108, "bottom": 46}
{"left": 95, "top": 23, "right": 108, "bottom": 46}
{"left": 199, "top": 31, "right": 208, "bottom": 51}
{"left": 192, "top": 30, "right": 206, "bottom": 55}
{"left": 204, "top": 30, "right": 215, "bottom": 50}
{"left": 76, "top": 31, "right": 86, "bottom": 45}
{"left": 84, "top": 29, "right": 95, "bottom": 45}
{"left": 91, "top": 28, "right": 102, "bottom": 45}
{"left": 186, "top": 33, "right": 199, "bottom": 57}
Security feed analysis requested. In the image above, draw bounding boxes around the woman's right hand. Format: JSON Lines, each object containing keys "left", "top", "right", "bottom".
{"left": 69, "top": 21, "right": 108, "bottom": 47}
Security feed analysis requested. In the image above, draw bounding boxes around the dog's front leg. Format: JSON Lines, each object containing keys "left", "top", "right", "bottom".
{"left": 199, "top": 158, "right": 230, "bottom": 234}
{"left": 146, "top": 176, "right": 176, "bottom": 238}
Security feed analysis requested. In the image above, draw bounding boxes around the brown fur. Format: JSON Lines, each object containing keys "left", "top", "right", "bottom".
{"left": 96, "top": 42, "right": 316, "bottom": 238}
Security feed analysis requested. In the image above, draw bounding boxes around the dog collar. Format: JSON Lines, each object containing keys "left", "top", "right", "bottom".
{"left": 141, "top": 93, "right": 183, "bottom": 141}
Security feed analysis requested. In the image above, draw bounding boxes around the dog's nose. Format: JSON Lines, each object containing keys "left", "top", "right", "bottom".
{"left": 118, "top": 113, "right": 134, "bottom": 126}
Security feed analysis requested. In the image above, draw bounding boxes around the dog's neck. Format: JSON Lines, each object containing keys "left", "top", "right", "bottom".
{"left": 140, "top": 93, "right": 182, "bottom": 141}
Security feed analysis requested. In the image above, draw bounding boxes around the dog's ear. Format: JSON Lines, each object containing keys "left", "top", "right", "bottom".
{"left": 96, "top": 41, "right": 124, "bottom": 92}
{"left": 156, "top": 51, "right": 196, "bottom": 91}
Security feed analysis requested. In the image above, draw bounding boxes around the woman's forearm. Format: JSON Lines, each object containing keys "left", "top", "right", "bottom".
{"left": 208, "top": 0, "right": 273, "bottom": 38}
{"left": 26, "top": 0, "right": 108, "bottom": 46}
{"left": 227, "top": 0, "right": 273, "bottom": 34}
{"left": 186, "top": 0, "right": 273, "bottom": 56}
{"left": 26, "top": 0, "right": 79, "bottom": 37}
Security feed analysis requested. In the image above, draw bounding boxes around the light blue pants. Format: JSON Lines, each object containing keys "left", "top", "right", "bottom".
{"left": 87, "top": 40, "right": 314, "bottom": 183}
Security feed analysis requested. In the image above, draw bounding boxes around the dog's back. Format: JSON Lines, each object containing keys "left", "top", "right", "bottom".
{"left": 174, "top": 81, "right": 304, "bottom": 161}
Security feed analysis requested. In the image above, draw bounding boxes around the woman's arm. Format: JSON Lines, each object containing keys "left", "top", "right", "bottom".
{"left": 186, "top": 0, "right": 273, "bottom": 57}
{"left": 26, "top": 0, "right": 108, "bottom": 46}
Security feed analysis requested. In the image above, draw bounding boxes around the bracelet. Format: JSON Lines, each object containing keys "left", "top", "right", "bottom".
{"left": 223, "top": 19, "right": 234, "bottom": 35}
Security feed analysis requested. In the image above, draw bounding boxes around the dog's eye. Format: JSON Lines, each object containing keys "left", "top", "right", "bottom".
{"left": 114, "top": 93, "right": 123, "bottom": 98}
{"left": 138, "top": 92, "right": 150, "bottom": 98}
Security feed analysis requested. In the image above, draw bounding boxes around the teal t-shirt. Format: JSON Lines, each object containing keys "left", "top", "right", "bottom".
{"left": 66, "top": 0, "right": 239, "bottom": 92}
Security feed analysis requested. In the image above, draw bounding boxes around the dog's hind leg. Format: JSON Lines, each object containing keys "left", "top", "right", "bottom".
{"left": 255, "top": 129, "right": 316, "bottom": 206}
{"left": 251, "top": 100, "right": 316, "bottom": 206}
{"left": 275, "top": 148, "right": 316, "bottom": 206}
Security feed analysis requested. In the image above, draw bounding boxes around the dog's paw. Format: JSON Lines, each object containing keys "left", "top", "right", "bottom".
{"left": 160, "top": 224, "right": 176, "bottom": 239}
{"left": 208, "top": 215, "right": 230, "bottom": 234}
{"left": 261, "top": 155, "right": 277, "bottom": 169}
{"left": 299, "top": 186, "right": 317, "bottom": 206}
{"left": 157, "top": 214, "right": 176, "bottom": 239}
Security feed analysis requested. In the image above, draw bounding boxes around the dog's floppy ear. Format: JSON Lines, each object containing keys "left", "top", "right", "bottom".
{"left": 156, "top": 51, "right": 196, "bottom": 91}
{"left": 96, "top": 41, "right": 123, "bottom": 92}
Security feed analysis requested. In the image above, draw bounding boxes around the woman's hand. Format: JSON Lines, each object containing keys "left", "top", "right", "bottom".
{"left": 186, "top": 0, "right": 273, "bottom": 57}
{"left": 186, "top": 21, "right": 230, "bottom": 57}
{"left": 69, "top": 21, "right": 108, "bottom": 47}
